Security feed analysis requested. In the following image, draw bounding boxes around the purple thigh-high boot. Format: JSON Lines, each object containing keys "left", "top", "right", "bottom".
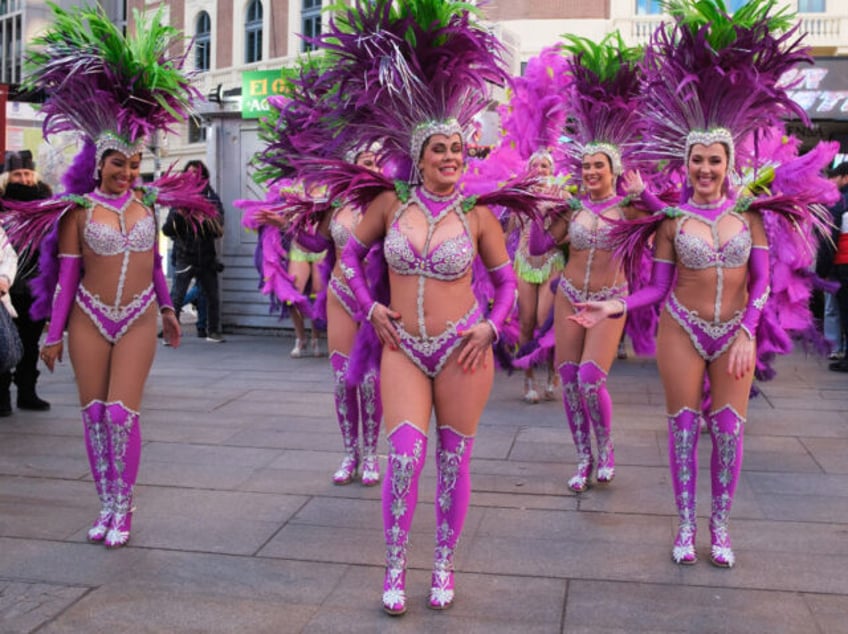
{"left": 104, "top": 401, "right": 141, "bottom": 548}
{"left": 559, "top": 362, "right": 593, "bottom": 492}
{"left": 668, "top": 407, "right": 700, "bottom": 565}
{"left": 429, "top": 426, "right": 474, "bottom": 610}
{"left": 330, "top": 352, "right": 360, "bottom": 485}
{"left": 707, "top": 405, "right": 744, "bottom": 568}
{"left": 382, "top": 422, "right": 427, "bottom": 616}
{"left": 82, "top": 400, "right": 111, "bottom": 542}
{"left": 359, "top": 366, "right": 382, "bottom": 486}
{"left": 578, "top": 361, "right": 615, "bottom": 483}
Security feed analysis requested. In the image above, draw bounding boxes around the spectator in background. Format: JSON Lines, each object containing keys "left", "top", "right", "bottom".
{"left": 0, "top": 150, "right": 53, "bottom": 415}
{"left": 823, "top": 162, "right": 848, "bottom": 372}
{"left": 162, "top": 160, "right": 226, "bottom": 342}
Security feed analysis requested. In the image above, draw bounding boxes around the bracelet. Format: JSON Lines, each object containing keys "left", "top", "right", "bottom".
{"left": 486, "top": 319, "right": 500, "bottom": 343}
{"left": 610, "top": 298, "right": 627, "bottom": 319}
{"left": 366, "top": 302, "right": 378, "bottom": 322}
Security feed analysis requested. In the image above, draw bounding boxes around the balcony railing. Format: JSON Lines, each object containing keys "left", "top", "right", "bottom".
{"left": 617, "top": 13, "right": 848, "bottom": 52}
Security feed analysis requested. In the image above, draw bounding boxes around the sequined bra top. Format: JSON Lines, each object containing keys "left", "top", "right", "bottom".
{"left": 569, "top": 219, "right": 615, "bottom": 251}
{"left": 329, "top": 207, "right": 358, "bottom": 250}
{"left": 384, "top": 191, "right": 475, "bottom": 281}
{"left": 83, "top": 209, "right": 156, "bottom": 257}
{"left": 674, "top": 209, "right": 751, "bottom": 270}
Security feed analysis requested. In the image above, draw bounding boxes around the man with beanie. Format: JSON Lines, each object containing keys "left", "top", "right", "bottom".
{"left": 823, "top": 162, "right": 848, "bottom": 372}
{"left": 0, "top": 150, "right": 53, "bottom": 414}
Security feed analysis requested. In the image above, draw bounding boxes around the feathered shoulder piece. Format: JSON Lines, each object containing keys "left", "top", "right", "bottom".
{"left": 561, "top": 31, "right": 644, "bottom": 176}
{"left": 25, "top": 2, "right": 200, "bottom": 158}
{"left": 638, "top": 0, "right": 810, "bottom": 174}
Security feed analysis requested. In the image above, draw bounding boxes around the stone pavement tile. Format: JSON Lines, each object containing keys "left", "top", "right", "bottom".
{"left": 563, "top": 580, "right": 821, "bottom": 634}
{"left": 471, "top": 491, "right": 575, "bottom": 512}
{"left": 802, "top": 437, "right": 848, "bottom": 474}
{"left": 736, "top": 518, "right": 848, "bottom": 557}
{"left": 37, "top": 586, "right": 316, "bottom": 634}
{"left": 309, "top": 564, "right": 565, "bottom": 633}
{"left": 141, "top": 441, "right": 282, "bottom": 485}
{"left": 742, "top": 435, "right": 823, "bottom": 473}
{"left": 476, "top": 507, "right": 667, "bottom": 547}
{"left": 0, "top": 579, "right": 90, "bottom": 634}
{"left": 0, "top": 433, "right": 88, "bottom": 479}
{"left": 470, "top": 427, "right": 521, "bottom": 460}
{"left": 122, "top": 486, "right": 309, "bottom": 555}
{"left": 754, "top": 489, "right": 848, "bottom": 523}
{"left": 258, "top": 523, "right": 384, "bottom": 567}
{"left": 223, "top": 428, "right": 343, "bottom": 451}
{"left": 0, "top": 477, "right": 95, "bottom": 540}
{"left": 0, "top": 538, "right": 152, "bottom": 586}
{"left": 803, "top": 594, "right": 848, "bottom": 634}
{"left": 748, "top": 471, "right": 848, "bottom": 498}
{"left": 138, "top": 420, "right": 240, "bottom": 444}
{"left": 744, "top": 409, "right": 848, "bottom": 438}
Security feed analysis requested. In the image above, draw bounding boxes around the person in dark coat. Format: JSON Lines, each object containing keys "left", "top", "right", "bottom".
{"left": 0, "top": 150, "right": 53, "bottom": 415}
{"left": 162, "top": 160, "right": 225, "bottom": 341}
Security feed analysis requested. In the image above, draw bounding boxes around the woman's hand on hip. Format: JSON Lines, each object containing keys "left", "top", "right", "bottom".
{"left": 727, "top": 332, "right": 756, "bottom": 380}
{"left": 457, "top": 322, "right": 494, "bottom": 373}
{"left": 369, "top": 303, "right": 401, "bottom": 350}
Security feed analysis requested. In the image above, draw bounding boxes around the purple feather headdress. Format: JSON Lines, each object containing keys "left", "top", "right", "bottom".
{"left": 266, "top": 0, "right": 510, "bottom": 187}
{"left": 636, "top": 0, "right": 811, "bottom": 178}
{"left": 25, "top": 4, "right": 200, "bottom": 178}
{"left": 560, "top": 32, "right": 644, "bottom": 177}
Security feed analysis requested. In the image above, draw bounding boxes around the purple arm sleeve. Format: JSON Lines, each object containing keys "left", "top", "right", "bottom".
{"left": 340, "top": 235, "right": 376, "bottom": 318}
{"left": 294, "top": 230, "right": 332, "bottom": 254}
{"left": 528, "top": 219, "right": 558, "bottom": 256}
{"left": 44, "top": 256, "right": 82, "bottom": 346}
{"left": 153, "top": 241, "right": 174, "bottom": 312}
{"left": 740, "top": 247, "right": 770, "bottom": 339}
{"left": 618, "top": 259, "right": 675, "bottom": 316}
{"left": 638, "top": 189, "right": 665, "bottom": 214}
{"left": 486, "top": 262, "right": 518, "bottom": 342}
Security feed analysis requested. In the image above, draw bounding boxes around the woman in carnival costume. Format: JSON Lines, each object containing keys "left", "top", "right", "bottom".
{"left": 571, "top": 0, "right": 837, "bottom": 567}
{"left": 246, "top": 145, "right": 386, "bottom": 487}
{"left": 270, "top": 0, "right": 555, "bottom": 614}
{"left": 5, "top": 5, "right": 214, "bottom": 548}
{"left": 526, "top": 33, "right": 662, "bottom": 493}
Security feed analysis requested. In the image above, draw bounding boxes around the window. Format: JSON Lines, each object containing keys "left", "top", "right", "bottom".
{"left": 188, "top": 116, "right": 207, "bottom": 144}
{"left": 195, "top": 11, "right": 211, "bottom": 71}
{"left": 798, "top": 0, "right": 825, "bottom": 12}
{"left": 302, "top": 0, "right": 322, "bottom": 53}
{"left": 635, "top": 0, "right": 663, "bottom": 15}
{"left": 245, "top": 0, "right": 263, "bottom": 64}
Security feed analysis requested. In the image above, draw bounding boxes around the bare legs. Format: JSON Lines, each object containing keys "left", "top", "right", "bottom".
{"left": 379, "top": 343, "right": 493, "bottom": 614}
{"left": 657, "top": 312, "right": 752, "bottom": 567}
{"left": 288, "top": 259, "right": 324, "bottom": 357}
{"left": 68, "top": 304, "right": 157, "bottom": 548}
{"left": 554, "top": 293, "right": 622, "bottom": 491}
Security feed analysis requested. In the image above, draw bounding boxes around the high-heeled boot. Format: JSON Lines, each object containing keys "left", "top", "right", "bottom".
{"left": 104, "top": 402, "right": 141, "bottom": 548}
{"left": 579, "top": 361, "right": 615, "bottom": 483}
{"left": 359, "top": 367, "right": 382, "bottom": 486}
{"left": 707, "top": 405, "right": 744, "bottom": 568}
{"left": 382, "top": 422, "right": 427, "bottom": 616}
{"left": 668, "top": 408, "right": 700, "bottom": 565}
{"left": 429, "top": 426, "right": 474, "bottom": 610}
{"left": 559, "top": 362, "right": 593, "bottom": 492}
{"left": 330, "top": 352, "right": 360, "bottom": 484}
{"left": 82, "top": 400, "right": 111, "bottom": 542}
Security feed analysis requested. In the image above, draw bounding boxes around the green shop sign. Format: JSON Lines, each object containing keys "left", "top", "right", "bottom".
{"left": 241, "top": 69, "right": 291, "bottom": 119}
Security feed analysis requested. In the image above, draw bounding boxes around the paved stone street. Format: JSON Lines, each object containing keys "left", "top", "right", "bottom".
{"left": 1, "top": 334, "right": 846, "bottom": 633}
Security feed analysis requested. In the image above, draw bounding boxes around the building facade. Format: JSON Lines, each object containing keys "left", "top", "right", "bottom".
{"left": 14, "top": 0, "right": 848, "bottom": 332}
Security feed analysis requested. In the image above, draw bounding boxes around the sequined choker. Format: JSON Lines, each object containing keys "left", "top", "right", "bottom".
{"left": 586, "top": 192, "right": 617, "bottom": 205}
{"left": 416, "top": 186, "right": 460, "bottom": 217}
{"left": 688, "top": 197, "right": 726, "bottom": 210}
{"left": 89, "top": 188, "right": 133, "bottom": 214}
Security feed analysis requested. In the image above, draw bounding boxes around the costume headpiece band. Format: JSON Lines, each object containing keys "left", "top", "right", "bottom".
{"left": 529, "top": 149, "right": 554, "bottom": 168}
{"left": 583, "top": 141, "right": 623, "bottom": 176}
{"left": 410, "top": 118, "right": 463, "bottom": 163}
{"left": 685, "top": 128, "right": 735, "bottom": 173}
{"left": 95, "top": 131, "right": 146, "bottom": 161}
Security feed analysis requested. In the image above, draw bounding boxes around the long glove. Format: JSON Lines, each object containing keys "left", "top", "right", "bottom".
{"left": 153, "top": 240, "right": 174, "bottom": 312}
{"left": 740, "top": 246, "right": 770, "bottom": 339}
{"left": 486, "top": 262, "right": 517, "bottom": 342}
{"left": 340, "top": 236, "right": 376, "bottom": 319}
{"left": 44, "top": 255, "right": 82, "bottom": 346}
